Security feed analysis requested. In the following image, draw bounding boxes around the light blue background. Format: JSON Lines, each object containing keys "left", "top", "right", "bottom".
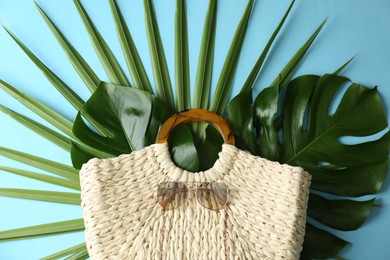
{"left": 0, "top": 0, "right": 389, "bottom": 259}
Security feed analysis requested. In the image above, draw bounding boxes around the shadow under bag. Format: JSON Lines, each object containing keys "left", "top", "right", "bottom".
{"left": 80, "top": 109, "right": 311, "bottom": 259}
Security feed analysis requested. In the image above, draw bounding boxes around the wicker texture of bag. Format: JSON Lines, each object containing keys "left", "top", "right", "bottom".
{"left": 80, "top": 142, "right": 311, "bottom": 260}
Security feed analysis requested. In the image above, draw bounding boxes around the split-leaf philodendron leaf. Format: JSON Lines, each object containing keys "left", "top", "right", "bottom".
{"left": 0, "top": 1, "right": 389, "bottom": 259}
{"left": 281, "top": 74, "right": 389, "bottom": 196}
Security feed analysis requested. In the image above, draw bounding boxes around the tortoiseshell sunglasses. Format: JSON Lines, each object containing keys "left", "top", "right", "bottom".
{"left": 157, "top": 182, "right": 229, "bottom": 211}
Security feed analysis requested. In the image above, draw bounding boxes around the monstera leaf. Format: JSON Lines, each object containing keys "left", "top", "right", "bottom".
{"left": 282, "top": 74, "right": 389, "bottom": 196}
{"left": 223, "top": 73, "right": 389, "bottom": 258}
{"left": 73, "top": 82, "right": 153, "bottom": 156}
{"left": 71, "top": 82, "right": 200, "bottom": 171}
{"left": 0, "top": 1, "right": 388, "bottom": 259}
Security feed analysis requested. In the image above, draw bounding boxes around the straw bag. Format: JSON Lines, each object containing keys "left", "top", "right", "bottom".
{"left": 80, "top": 109, "right": 311, "bottom": 260}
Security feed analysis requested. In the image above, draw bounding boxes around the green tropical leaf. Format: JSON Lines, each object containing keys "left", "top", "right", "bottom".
{"left": 72, "top": 82, "right": 169, "bottom": 165}
{"left": 73, "top": 83, "right": 150, "bottom": 155}
{"left": 301, "top": 224, "right": 350, "bottom": 260}
{"left": 3, "top": 27, "right": 85, "bottom": 111}
{"left": 197, "top": 124, "right": 223, "bottom": 171}
{"left": 192, "top": 0, "right": 217, "bottom": 140}
{"left": 270, "top": 18, "right": 327, "bottom": 89}
{"left": 73, "top": 0, "right": 130, "bottom": 87}
{"left": 0, "top": 166, "right": 80, "bottom": 190}
{"left": 193, "top": 0, "right": 217, "bottom": 110}
{"left": 0, "top": 219, "right": 84, "bottom": 241}
{"left": 334, "top": 55, "right": 356, "bottom": 75}
{"left": 253, "top": 79, "right": 280, "bottom": 160}
{"left": 70, "top": 141, "right": 97, "bottom": 170}
{"left": 0, "top": 189, "right": 80, "bottom": 205}
{"left": 143, "top": 0, "right": 175, "bottom": 112}
{"left": 175, "top": 0, "right": 191, "bottom": 111}
{"left": 41, "top": 243, "right": 87, "bottom": 260}
{"left": 226, "top": 88, "right": 257, "bottom": 154}
{"left": 0, "top": 80, "right": 74, "bottom": 137}
{"left": 0, "top": 105, "right": 72, "bottom": 152}
{"left": 241, "top": 0, "right": 295, "bottom": 93}
{"left": 210, "top": 0, "right": 254, "bottom": 115}
{"left": 108, "top": 0, "right": 153, "bottom": 93}
{"left": 64, "top": 249, "right": 89, "bottom": 260}
{"left": 34, "top": 2, "right": 100, "bottom": 93}
{"left": 308, "top": 194, "right": 375, "bottom": 231}
{"left": 168, "top": 125, "right": 199, "bottom": 172}
{"left": 145, "top": 96, "right": 172, "bottom": 146}
{"left": 282, "top": 74, "right": 389, "bottom": 197}
{"left": 0, "top": 146, "right": 79, "bottom": 181}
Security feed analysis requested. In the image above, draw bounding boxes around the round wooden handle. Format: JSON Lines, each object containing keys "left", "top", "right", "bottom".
{"left": 156, "top": 109, "right": 235, "bottom": 145}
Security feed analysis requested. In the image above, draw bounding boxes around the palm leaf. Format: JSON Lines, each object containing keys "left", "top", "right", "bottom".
{"left": 270, "top": 18, "right": 327, "bottom": 89}
{"left": 64, "top": 249, "right": 89, "bottom": 260}
{"left": 192, "top": 0, "right": 217, "bottom": 140}
{"left": 41, "top": 243, "right": 87, "bottom": 260}
{"left": 0, "top": 219, "right": 84, "bottom": 241}
{"left": 143, "top": 0, "right": 175, "bottom": 112}
{"left": 0, "top": 166, "right": 80, "bottom": 190}
{"left": 3, "top": 27, "right": 85, "bottom": 111}
{"left": 174, "top": 0, "right": 191, "bottom": 111}
{"left": 108, "top": 0, "right": 153, "bottom": 93}
{"left": 0, "top": 146, "right": 79, "bottom": 181}
{"left": 241, "top": 0, "right": 295, "bottom": 93}
{"left": 193, "top": 0, "right": 217, "bottom": 110}
{"left": 0, "top": 189, "right": 81, "bottom": 205}
{"left": 0, "top": 80, "right": 74, "bottom": 137}
{"left": 73, "top": 0, "right": 130, "bottom": 87}
{"left": 34, "top": 2, "right": 100, "bottom": 93}
{"left": 0, "top": 105, "right": 72, "bottom": 152}
{"left": 209, "top": 0, "right": 254, "bottom": 115}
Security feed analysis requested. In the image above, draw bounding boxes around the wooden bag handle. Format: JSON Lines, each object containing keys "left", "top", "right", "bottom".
{"left": 156, "top": 109, "right": 235, "bottom": 145}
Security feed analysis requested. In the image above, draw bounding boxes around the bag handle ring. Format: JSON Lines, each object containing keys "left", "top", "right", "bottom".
{"left": 156, "top": 109, "right": 235, "bottom": 145}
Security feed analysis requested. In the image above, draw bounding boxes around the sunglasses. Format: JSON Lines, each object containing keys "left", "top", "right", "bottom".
{"left": 157, "top": 182, "right": 229, "bottom": 211}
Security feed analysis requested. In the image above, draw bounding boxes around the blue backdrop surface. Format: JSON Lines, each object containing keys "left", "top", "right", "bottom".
{"left": 0, "top": 0, "right": 389, "bottom": 259}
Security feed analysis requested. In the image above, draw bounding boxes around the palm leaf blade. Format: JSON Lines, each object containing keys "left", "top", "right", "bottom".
{"left": 193, "top": 0, "right": 217, "bottom": 110}
{"left": 109, "top": 0, "right": 153, "bottom": 93}
{"left": 0, "top": 80, "right": 74, "bottom": 137}
{"left": 143, "top": 0, "right": 175, "bottom": 112}
{"left": 41, "top": 243, "right": 87, "bottom": 260}
{"left": 73, "top": 0, "right": 130, "bottom": 87}
{"left": 0, "top": 166, "right": 80, "bottom": 190}
{"left": 241, "top": 0, "right": 295, "bottom": 93}
{"left": 175, "top": 0, "right": 191, "bottom": 111}
{"left": 270, "top": 18, "right": 327, "bottom": 89}
{"left": 34, "top": 2, "right": 100, "bottom": 93}
{"left": 209, "top": 0, "right": 254, "bottom": 115}
{"left": 0, "top": 219, "right": 84, "bottom": 241}
{"left": 0, "top": 146, "right": 79, "bottom": 181}
{"left": 4, "top": 27, "right": 85, "bottom": 111}
{"left": 0, "top": 189, "right": 81, "bottom": 205}
{"left": 0, "top": 105, "right": 72, "bottom": 152}
{"left": 64, "top": 249, "right": 89, "bottom": 260}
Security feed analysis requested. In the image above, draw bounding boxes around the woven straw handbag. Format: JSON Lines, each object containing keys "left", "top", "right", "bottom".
{"left": 80, "top": 109, "right": 311, "bottom": 260}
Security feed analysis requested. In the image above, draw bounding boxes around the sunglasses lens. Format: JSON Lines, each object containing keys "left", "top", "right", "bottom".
{"left": 197, "top": 182, "right": 228, "bottom": 211}
{"left": 157, "top": 182, "right": 187, "bottom": 210}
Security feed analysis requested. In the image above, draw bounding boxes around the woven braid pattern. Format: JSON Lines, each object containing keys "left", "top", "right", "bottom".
{"left": 80, "top": 143, "right": 311, "bottom": 260}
